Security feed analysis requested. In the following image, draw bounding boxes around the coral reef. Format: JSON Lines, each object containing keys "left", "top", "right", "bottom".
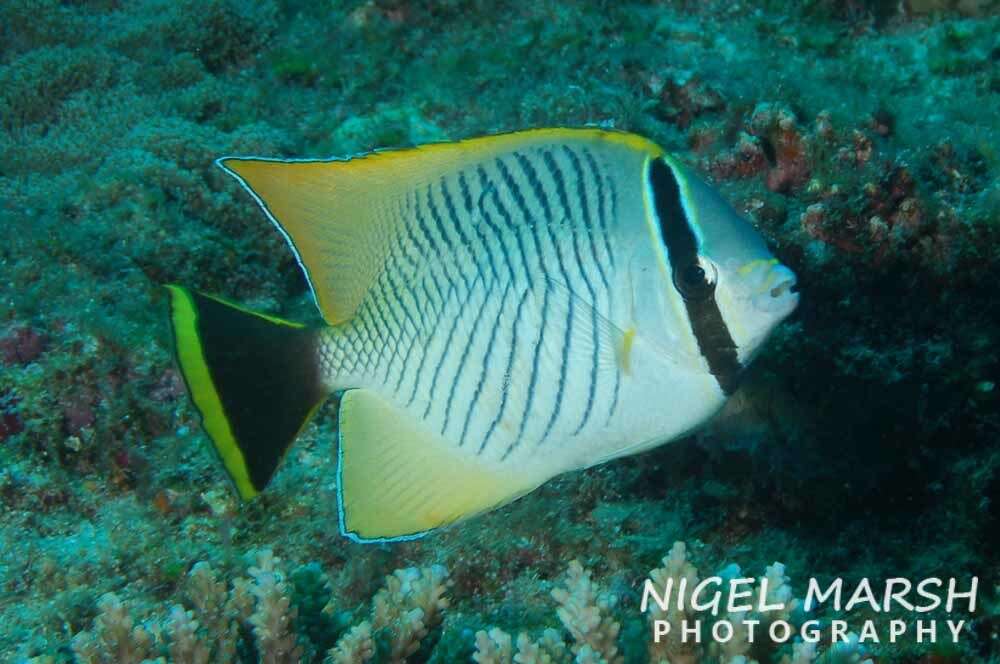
{"left": 473, "top": 544, "right": 878, "bottom": 664}
{"left": 1, "top": 0, "right": 997, "bottom": 662}
{"left": 646, "top": 543, "right": 701, "bottom": 664}
{"left": 551, "top": 561, "right": 623, "bottom": 664}
{"left": 325, "top": 564, "right": 450, "bottom": 663}
{"left": 69, "top": 550, "right": 450, "bottom": 663}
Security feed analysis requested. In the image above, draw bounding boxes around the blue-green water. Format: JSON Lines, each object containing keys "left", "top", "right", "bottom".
{"left": 1, "top": 1, "right": 998, "bottom": 662}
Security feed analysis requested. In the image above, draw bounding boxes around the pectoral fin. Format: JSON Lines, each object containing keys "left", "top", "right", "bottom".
{"left": 538, "top": 277, "right": 628, "bottom": 372}
{"left": 336, "top": 389, "right": 541, "bottom": 542}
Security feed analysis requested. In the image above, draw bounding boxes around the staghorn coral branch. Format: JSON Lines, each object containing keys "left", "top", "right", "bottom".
{"left": 473, "top": 627, "right": 573, "bottom": 664}
{"left": 473, "top": 627, "right": 514, "bottom": 664}
{"left": 328, "top": 564, "right": 450, "bottom": 664}
{"left": 71, "top": 554, "right": 452, "bottom": 664}
{"left": 327, "top": 620, "right": 375, "bottom": 664}
{"left": 647, "top": 541, "right": 702, "bottom": 664}
{"left": 551, "top": 560, "right": 622, "bottom": 664}
{"left": 71, "top": 592, "right": 155, "bottom": 664}
{"left": 514, "top": 629, "right": 570, "bottom": 664}
{"left": 167, "top": 604, "right": 209, "bottom": 664}
{"left": 477, "top": 543, "right": 874, "bottom": 664}
{"left": 247, "top": 549, "right": 303, "bottom": 664}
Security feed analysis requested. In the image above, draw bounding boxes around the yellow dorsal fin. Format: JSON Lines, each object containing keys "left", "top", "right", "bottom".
{"left": 218, "top": 128, "right": 663, "bottom": 325}
{"left": 336, "top": 389, "right": 543, "bottom": 542}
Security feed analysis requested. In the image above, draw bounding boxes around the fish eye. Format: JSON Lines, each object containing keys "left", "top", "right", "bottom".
{"left": 673, "top": 258, "right": 716, "bottom": 300}
{"left": 683, "top": 263, "right": 705, "bottom": 283}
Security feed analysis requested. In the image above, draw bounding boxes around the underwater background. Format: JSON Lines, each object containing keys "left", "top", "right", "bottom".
{"left": 1, "top": 0, "right": 999, "bottom": 661}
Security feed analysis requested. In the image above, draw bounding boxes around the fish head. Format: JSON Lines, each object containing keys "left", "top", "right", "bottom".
{"left": 658, "top": 158, "right": 799, "bottom": 370}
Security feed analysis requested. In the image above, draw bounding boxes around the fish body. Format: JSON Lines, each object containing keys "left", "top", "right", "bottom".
{"left": 166, "top": 128, "right": 798, "bottom": 542}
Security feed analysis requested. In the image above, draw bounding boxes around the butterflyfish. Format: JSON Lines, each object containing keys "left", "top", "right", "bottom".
{"left": 166, "top": 128, "right": 799, "bottom": 543}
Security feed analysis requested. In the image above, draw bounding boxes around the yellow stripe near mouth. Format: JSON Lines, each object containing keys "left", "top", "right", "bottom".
{"left": 737, "top": 257, "right": 779, "bottom": 276}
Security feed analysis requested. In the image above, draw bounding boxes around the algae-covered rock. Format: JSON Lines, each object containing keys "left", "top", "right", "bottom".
{"left": 1, "top": 0, "right": 997, "bottom": 661}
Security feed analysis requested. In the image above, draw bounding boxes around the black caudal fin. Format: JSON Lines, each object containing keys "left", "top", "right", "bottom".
{"left": 165, "top": 286, "right": 328, "bottom": 499}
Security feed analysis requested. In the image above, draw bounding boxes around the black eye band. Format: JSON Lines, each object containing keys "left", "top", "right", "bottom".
{"left": 649, "top": 158, "right": 743, "bottom": 395}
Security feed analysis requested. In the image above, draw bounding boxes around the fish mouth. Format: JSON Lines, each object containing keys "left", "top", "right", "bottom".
{"left": 753, "top": 264, "right": 799, "bottom": 315}
{"left": 769, "top": 274, "right": 798, "bottom": 298}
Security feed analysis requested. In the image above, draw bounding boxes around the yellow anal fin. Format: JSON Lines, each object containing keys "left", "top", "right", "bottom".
{"left": 336, "top": 389, "right": 540, "bottom": 542}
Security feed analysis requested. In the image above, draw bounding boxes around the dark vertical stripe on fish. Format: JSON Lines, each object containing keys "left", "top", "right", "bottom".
{"left": 422, "top": 273, "right": 483, "bottom": 420}
{"left": 375, "top": 265, "right": 409, "bottom": 386}
{"left": 405, "top": 279, "right": 456, "bottom": 407}
{"left": 353, "top": 304, "right": 379, "bottom": 375}
{"left": 403, "top": 191, "right": 455, "bottom": 406}
{"left": 493, "top": 157, "right": 549, "bottom": 456}
{"left": 562, "top": 147, "right": 601, "bottom": 279}
{"left": 533, "top": 151, "right": 574, "bottom": 443}
{"left": 606, "top": 360, "right": 621, "bottom": 425}
{"left": 401, "top": 191, "right": 429, "bottom": 262}
{"left": 581, "top": 147, "right": 616, "bottom": 271}
{"left": 458, "top": 170, "right": 475, "bottom": 213}
{"left": 560, "top": 147, "right": 600, "bottom": 435}
{"left": 437, "top": 179, "right": 471, "bottom": 250}
{"left": 425, "top": 184, "right": 457, "bottom": 253}
{"left": 395, "top": 192, "right": 442, "bottom": 395}
{"left": 475, "top": 167, "right": 525, "bottom": 284}
{"left": 580, "top": 148, "right": 621, "bottom": 426}
{"left": 493, "top": 158, "right": 543, "bottom": 288}
{"left": 649, "top": 158, "right": 742, "bottom": 394}
{"left": 442, "top": 178, "right": 497, "bottom": 283}
{"left": 482, "top": 286, "right": 530, "bottom": 454}
{"left": 384, "top": 246, "right": 424, "bottom": 395}
{"left": 607, "top": 168, "right": 619, "bottom": 229}
{"left": 413, "top": 190, "right": 439, "bottom": 254}
{"left": 425, "top": 185, "right": 471, "bottom": 293}
{"left": 369, "top": 273, "right": 406, "bottom": 386}
{"left": 460, "top": 281, "right": 511, "bottom": 448}
{"left": 442, "top": 276, "right": 493, "bottom": 436}
{"left": 477, "top": 196, "right": 517, "bottom": 285}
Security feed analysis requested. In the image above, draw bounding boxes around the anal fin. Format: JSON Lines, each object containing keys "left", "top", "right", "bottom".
{"left": 337, "top": 389, "right": 540, "bottom": 542}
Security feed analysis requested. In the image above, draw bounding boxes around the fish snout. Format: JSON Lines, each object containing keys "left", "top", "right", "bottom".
{"left": 752, "top": 263, "right": 799, "bottom": 315}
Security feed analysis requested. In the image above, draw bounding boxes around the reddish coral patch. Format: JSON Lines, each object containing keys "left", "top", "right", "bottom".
{"left": 1, "top": 326, "right": 47, "bottom": 366}
{"left": 64, "top": 396, "right": 96, "bottom": 435}
{"left": 0, "top": 391, "right": 22, "bottom": 441}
